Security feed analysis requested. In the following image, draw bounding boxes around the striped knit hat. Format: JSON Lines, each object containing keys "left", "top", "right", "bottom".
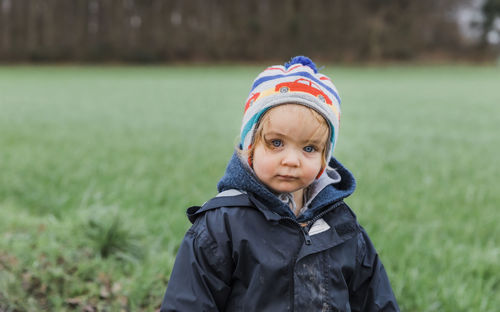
{"left": 240, "top": 56, "right": 341, "bottom": 161}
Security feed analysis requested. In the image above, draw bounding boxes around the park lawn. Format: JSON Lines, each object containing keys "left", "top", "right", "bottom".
{"left": 0, "top": 64, "right": 499, "bottom": 311}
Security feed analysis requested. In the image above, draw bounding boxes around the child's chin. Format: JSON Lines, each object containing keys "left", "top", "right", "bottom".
{"left": 270, "top": 185, "right": 303, "bottom": 194}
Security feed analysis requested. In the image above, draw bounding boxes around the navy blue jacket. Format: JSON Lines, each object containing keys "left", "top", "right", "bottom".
{"left": 161, "top": 153, "right": 399, "bottom": 311}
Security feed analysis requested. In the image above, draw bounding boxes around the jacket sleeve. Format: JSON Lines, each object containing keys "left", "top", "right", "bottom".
{"left": 349, "top": 227, "right": 400, "bottom": 312}
{"left": 160, "top": 217, "right": 233, "bottom": 312}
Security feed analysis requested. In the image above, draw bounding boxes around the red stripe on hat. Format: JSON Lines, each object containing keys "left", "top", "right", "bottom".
{"left": 266, "top": 64, "right": 302, "bottom": 73}
{"left": 287, "top": 64, "right": 302, "bottom": 71}
{"left": 266, "top": 67, "right": 286, "bottom": 72}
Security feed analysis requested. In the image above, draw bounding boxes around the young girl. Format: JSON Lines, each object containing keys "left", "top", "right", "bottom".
{"left": 160, "top": 56, "right": 399, "bottom": 311}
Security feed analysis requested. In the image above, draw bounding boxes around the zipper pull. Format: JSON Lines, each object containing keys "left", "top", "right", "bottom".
{"left": 301, "top": 228, "right": 312, "bottom": 245}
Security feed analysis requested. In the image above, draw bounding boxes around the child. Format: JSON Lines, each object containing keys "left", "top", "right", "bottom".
{"left": 160, "top": 56, "right": 399, "bottom": 311}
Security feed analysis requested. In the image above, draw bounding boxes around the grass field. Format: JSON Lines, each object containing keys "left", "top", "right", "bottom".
{"left": 0, "top": 64, "right": 499, "bottom": 311}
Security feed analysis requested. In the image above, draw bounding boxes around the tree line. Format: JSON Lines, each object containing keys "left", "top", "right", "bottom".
{"left": 0, "top": 0, "right": 495, "bottom": 63}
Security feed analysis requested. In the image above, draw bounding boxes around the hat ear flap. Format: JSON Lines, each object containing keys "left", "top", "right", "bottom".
{"left": 316, "top": 167, "right": 325, "bottom": 179}
{"left": 247, "top": 144, "right": 253, "bottom": 167}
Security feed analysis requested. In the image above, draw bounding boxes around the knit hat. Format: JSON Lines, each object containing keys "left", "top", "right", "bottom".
{"left": 240, "top": 56, "right": 341, "bottom": 161}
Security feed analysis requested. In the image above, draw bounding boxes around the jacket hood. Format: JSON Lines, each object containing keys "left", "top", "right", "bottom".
{"left": 217, "top": 151, "right": 356, "bottom": 222}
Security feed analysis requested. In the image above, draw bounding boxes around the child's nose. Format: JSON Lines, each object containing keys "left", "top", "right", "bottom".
{"left": 281, "top": 149, "right": 300, "bottom": 167}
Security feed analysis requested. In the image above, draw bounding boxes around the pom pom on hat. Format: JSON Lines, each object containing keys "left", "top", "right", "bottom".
{"left": 285, "top": 56, "right": 318, "bottom": 73}
{"left": 241, "top": 56, "right": 341, "bottom": 162}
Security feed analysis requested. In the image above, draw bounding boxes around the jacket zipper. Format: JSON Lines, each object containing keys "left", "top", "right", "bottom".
{"left": 304, "top": 200, "right": 344, "bottom": 232}
{"left": 279, "top": 200, "right": 345, "bottom": 246}
{"left": 278, "top": 217, "right": 309, "bottom": 312}
{"left": 280, "top": 217, "right": 312, "bottom": 245}
{"left": 279, "top": 201, "right": 344, "bottom": 311}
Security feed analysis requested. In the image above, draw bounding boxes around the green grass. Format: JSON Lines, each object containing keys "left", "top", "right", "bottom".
{"left": 1, "top": 64, "right": 499, "bottom": 311}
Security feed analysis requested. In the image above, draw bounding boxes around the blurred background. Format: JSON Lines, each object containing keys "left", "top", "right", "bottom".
{"left": 0, "top": 0, "right": 499, "bottom": 64}
{"left": 1, "top": 1, "right": 500, "bottom": 311}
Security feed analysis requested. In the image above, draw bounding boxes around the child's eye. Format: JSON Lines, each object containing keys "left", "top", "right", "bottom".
{"left": 303, "top": 146, "right": 316, "bottom": 153}
{"left": 271, "top": 139, "right": 283, "bottom": 148}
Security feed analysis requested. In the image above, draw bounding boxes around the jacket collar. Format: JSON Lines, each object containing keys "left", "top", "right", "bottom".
{"left": 216, "top": 151, "right": 356, "bottom": 222}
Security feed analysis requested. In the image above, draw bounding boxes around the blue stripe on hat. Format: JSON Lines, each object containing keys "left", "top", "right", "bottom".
{"left": 240, "top": 108, "right": 271, "bottom": 147}
{"left": 250, "top": 71, "right": 341, "bottom": 105}
{"left": 328, "top": 120, "right": 335, "bottom": 146}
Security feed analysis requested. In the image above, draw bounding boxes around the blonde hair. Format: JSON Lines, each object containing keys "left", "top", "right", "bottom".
{"left": 241, "top": 104, "right": 330, "bottom": 168}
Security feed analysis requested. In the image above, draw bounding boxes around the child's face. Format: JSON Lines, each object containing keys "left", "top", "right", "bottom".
{"left": 252, "top": 105, "right": 328, "bottom": 195}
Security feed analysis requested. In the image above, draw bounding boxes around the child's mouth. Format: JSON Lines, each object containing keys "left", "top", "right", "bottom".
{"left": 276, "top": 175, "right": 297, "bottom": 180}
